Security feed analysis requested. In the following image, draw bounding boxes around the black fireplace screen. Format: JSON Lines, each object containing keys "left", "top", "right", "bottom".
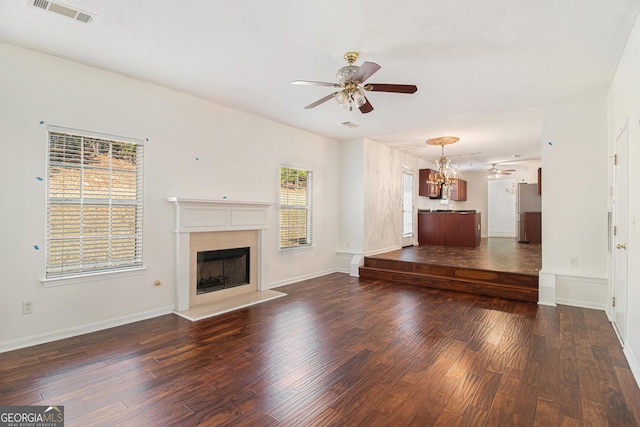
{"left": 196, "top": 247, "right": 250, "bottom": 294}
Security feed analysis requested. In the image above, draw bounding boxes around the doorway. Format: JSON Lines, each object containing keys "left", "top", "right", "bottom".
{"left": 402, "top": 171, "right": 415, "bottom": 247}
{"left": 487, "top": 179, "right": 517, "bottom": 238}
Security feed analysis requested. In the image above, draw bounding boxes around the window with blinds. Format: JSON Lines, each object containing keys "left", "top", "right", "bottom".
{"left": 280, "top": 166, "right": 313, "bottom": 249}
{"left": 46, "top": 127, "right": 144, "bottom": 278}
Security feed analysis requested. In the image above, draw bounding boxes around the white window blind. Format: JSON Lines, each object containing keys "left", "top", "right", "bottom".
{"left": 280, "top": 167, "right": 313, "bottom": 249}
{"left": 46, "top": 127, "right": 144, "bottom": 278}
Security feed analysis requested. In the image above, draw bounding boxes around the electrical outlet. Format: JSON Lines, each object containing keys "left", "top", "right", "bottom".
{"left": 570, "top": 258, "right": 578, "bottom": 267}
{"left": 22, "top": 301, "right": 33, "bottom": 314}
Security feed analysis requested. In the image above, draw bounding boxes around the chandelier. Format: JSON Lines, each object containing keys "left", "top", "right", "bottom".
{"left": 426, "top": 136, "right": 459, "bottom": 187}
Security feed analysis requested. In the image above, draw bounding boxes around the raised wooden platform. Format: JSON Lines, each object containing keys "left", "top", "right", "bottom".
{"left": 359, "top": 238, "right": 540, "bottom": 302}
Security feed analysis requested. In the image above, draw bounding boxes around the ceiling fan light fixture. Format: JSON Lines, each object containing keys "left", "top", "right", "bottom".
{"left": 336, "top": 66, "right": 359, "bottom": 85}
{"left": 335, "top": 90, "right": 350, "bottom": 108}
{"left": 352, "top": 88, "right": 366, "bottom": 106}
{"left": 485, "top": 163, "right": 515, "bottom": 179}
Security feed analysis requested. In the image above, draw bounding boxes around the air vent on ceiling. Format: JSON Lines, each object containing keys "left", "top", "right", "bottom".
{"left": 30, "top": 0, "right": 94, "bottom": 24}
{"left": 341, "top": 121, "right": 360, "bottom": 128}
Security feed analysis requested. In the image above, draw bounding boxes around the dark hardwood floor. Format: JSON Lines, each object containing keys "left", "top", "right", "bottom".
{"left": 1, "top": 273, "right": 638, "bottom": 426}
{"left": 369, "top": 238, "right": 542, "bottom": 276}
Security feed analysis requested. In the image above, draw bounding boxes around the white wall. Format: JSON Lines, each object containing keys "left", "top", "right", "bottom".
{"left": 338, "top": 137, "right": 420, "bottom": 259}
{"left": 607, "top": 12, "right": 640, "bottom": 385}
{"left": 336, "top": 138, "right": 365, "bottom": 274}
{"left": 540, "top": 92, "right": 609, "bottom": 307}
{"left": 0, "top": 43, "right": 341, "bottom": 350}
{"left": 363, "top": 138, "right": 419, "bottom": 254}
{"left": 338, "top": 139, "right": 365, "bottom": 254}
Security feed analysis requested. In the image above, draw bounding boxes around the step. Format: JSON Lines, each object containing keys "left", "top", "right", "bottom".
{"left": 363, "top": 257, "right": 538, "bottom": 289}
{"left": 359, "top": 259, "right": 538, "bottom": 303}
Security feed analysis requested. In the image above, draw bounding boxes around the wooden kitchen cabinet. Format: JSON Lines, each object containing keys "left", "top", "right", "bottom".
{"left": 449, "top": 178, "right": 467, "bottom": 201}
{"left": 417, "top": 212, "right": 446, "bottom": 245}
{"left": 418, "top": 211, "right": 481, "bottom": 247}
{"left": 419, "top": 169, "right": 441, "bottom": 198}
{"left": 444, "top": 212, "right": 480, "bottom": 246}
{"left": 522, "top": 212, "right": 541, "bottom": 244}
{"left": 419, "top": 170, "right": 466, "bottom": 201}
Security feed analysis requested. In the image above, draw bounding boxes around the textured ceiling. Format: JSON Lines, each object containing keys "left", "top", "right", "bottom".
{"left": 1, "top": 0, "right": 639, "bottom": 171}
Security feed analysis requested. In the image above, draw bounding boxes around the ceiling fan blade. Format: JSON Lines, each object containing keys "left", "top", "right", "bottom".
{"left": 292, "top": 80, "right": 340, "bottom": 88}
{"left": 304, "top": 92, "right": 337, "bottom": 109}
{"left": 365, "top": 83, "right": 418, "bottom": 94}
{"left": 353, "top": 62, "right": 381, "bottom": 83}
{"left": 359, "top": 97, "right": 374, "bottom": 114}
{"left": 487, "top": 163, "right": 516, "bottom": 174}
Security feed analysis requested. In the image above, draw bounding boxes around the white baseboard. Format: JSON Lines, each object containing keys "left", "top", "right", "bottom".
{"left": 605, "top": 305, "right": 614, "bottom": 323}
{"left": 336, "top": 246, "right": 402, "bottom": 277}
{"left": 487, "top": 232, "right": 516, "bottom": 238}
{"left": 555, "top": 275, "right": 608, "bottom": 310}
{"left": 537, "top": 272, "right": 608, "bottom": 309}
{"left": 267, "top": 268, "right": 343, "bottom": 289}
{"left": 555, "top": 298, "right": 607, "bottom": 311}
{"left": 365, "top": 245, "right": 402, "bottom": 256}
{"left": 624, "top": 346, "right": 640, "bottom": 390}
{"left": 340, "top": 254, "right": 364, "bottom": 277}
{"left": 0, "top": 305, "right": 174, "bottom": 354}
{"left": 538, "top": 272, "right": 557, "bottom": 306}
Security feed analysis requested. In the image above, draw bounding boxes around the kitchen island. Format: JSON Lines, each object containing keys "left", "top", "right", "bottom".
{"left": 418, "top": 210, "right": 481, "bottom": 247}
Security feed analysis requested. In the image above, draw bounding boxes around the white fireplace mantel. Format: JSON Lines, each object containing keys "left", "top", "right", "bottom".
{"left": 168, "top": 197, "right": 273, "bottom": 311}
{"left": 168, "top": 197, "right": 272, "bottom": 232}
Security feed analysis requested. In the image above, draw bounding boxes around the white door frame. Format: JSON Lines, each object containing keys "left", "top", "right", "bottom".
{"left": 402, "top": 170, "right": 415, "bottom": 247}
{"left": 612, "top": 120, "right": 629, "bottom": 344}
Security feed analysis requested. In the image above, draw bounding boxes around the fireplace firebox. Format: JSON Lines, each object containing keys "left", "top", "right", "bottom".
{"left": 196, "top": 247, "right": 250, "bottom": 294}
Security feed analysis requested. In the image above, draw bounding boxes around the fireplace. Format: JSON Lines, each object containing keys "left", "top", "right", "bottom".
{"left": 189, "top": 230, "right": 258, "bottom": 307}
{"left": 168, "top": 198, "right": 271, "bottom": 311}
{"left": 197, "top": 247, "right": 250, "bottom": 294}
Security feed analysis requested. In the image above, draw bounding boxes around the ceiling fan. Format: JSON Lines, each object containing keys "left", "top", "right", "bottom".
{"left": 292, "top": 52, "right": 418, "bottom": 114}
{"left": 486, "top": 163, "right": 516, "bottom": 179}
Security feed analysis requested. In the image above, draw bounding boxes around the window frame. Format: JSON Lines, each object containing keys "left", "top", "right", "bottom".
{"left": 43, "top": 126, "right": 144, "bottom": 282}
{"left": 279, "top": 166, "right": 313, "bottom": 250}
